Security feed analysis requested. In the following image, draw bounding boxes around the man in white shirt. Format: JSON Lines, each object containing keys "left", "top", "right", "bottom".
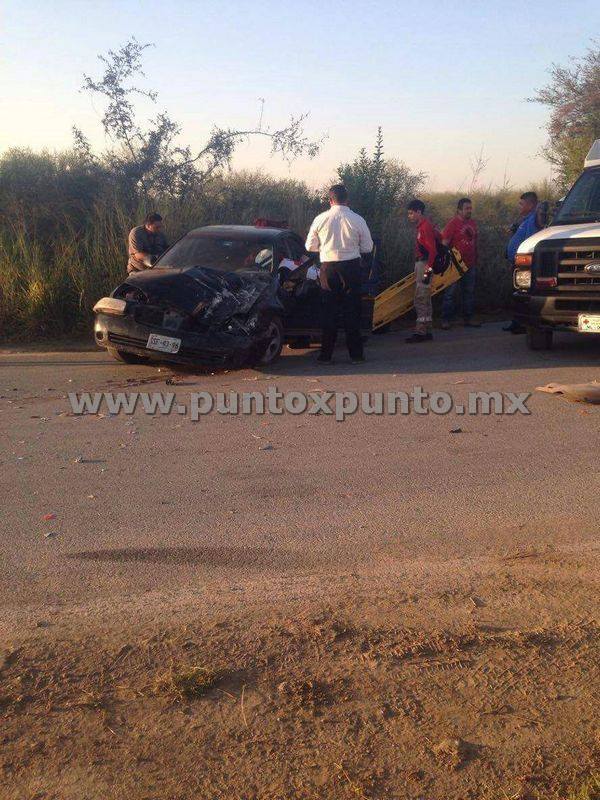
{"left": 305, "top": 185, "right": 373, "bottom": 363}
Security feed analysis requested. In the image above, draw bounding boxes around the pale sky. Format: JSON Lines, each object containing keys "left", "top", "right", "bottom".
{"left": 1, "top": 0, "right": 599, "bottom": 190}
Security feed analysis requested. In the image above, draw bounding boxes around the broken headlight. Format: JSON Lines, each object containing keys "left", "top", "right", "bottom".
{"left": 113, "top": 283, "right": 148, "bottom": 303}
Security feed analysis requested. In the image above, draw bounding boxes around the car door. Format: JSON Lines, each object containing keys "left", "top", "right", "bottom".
{"left": 280, "top": 234, "right": 376, "bottom": 340}
{"left": 278, "top": 234, "right": 323, "bottom": 338}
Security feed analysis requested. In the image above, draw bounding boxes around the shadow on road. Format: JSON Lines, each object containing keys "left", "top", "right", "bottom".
{"left": 65, "top": 545, "right": 317, "bottom": 569}
{"left": 271, "top": 324, "right": 600, "bottom": 377}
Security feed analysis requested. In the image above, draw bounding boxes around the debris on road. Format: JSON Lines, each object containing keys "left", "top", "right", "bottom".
{"left": 536, "top": 381, "right": 600, "bottom": 404}
{"left": 260, "top": 444, "right": 275, "bottom": 451}
{"left": 433, "top": 737, "right": 478, "bottom": 771}
{"left": 42, "top": 513, "right": 57, "bottom": 521}
{"left": 44, "top": 531, "right": 59, "bottom": 539}
{"left": 450, "top": 427, "right": 463, "bottom": 434}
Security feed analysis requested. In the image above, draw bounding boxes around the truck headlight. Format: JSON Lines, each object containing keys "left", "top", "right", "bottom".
{"left": 514, "top": 270, "right": 532, "bottom": 290}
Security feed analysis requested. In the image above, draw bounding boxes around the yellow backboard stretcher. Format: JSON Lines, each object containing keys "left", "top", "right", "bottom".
{"left": 372, "top": 249, "right": 469, "bottom": 330}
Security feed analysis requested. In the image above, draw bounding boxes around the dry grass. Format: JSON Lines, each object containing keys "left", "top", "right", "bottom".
{"left": 152, "top": 665, "right": 220, "bottom": 701}
{"left": 1, "top": 609, "right": 598, "bottom": 799}
{"left": 568, "top": 776, "right": 600, "bottom": 800}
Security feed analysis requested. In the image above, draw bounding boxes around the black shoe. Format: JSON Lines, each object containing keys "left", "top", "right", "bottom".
{"left": 405, "top": 333, "right": 432, "bottom": 344}
{"left": 317, "top": 354, "right": 334, "bottom": 363}
{"left": 350, "top": 356, "right": 366, "bottom": 364}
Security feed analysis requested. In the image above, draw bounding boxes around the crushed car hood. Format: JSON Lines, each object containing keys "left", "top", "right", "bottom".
{"left": 119, "top": 266, "right": 282, "bottom": 324}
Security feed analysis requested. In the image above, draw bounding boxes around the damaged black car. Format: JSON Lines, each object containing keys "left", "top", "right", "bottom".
{"left": 94, "top": 224, "right": 376, "bottom": 368}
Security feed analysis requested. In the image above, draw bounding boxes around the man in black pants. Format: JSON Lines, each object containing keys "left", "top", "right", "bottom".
{"left": 305, "top": 185, "right": 373, "bottom": 363}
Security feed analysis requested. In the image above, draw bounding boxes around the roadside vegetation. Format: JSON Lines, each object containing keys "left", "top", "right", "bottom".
{"left": 1, "top": 38, "right": 597, "bottom": 341}
{"left": 0, "top": 146, "right": 556, "bottom": 340}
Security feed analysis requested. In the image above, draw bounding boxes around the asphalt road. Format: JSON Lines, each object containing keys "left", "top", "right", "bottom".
{"left": 1, "top": 323, "right": 599, "bottom": 637}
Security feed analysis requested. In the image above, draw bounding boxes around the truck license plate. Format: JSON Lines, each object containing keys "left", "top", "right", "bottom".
{"left": 146, "top": 333, "right": 181, "bottom": 353}
{"left": 578, "top": 314, "right": 600, "bottom": 333}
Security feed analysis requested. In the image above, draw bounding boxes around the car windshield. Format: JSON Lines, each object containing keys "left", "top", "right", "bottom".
{"left": 554, "top": 169, "right": 600, "bottom": 224}
{"left": 156, "top": 235, "right": 274, "bottom": 272}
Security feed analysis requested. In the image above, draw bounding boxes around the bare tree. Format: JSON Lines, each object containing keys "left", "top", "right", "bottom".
{"left": 531, "top": 42, "right": 600, "bottom": 188}
{"left": 468, "top": 145, "right": 489, "bottom": 193}
{"left": 75, "top": 39, "right": 323, "bottom": 199}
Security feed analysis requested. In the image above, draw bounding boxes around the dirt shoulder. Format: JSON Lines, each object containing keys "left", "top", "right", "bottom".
{"left": 2, "top": 547, "right": 598, "bottom": 800}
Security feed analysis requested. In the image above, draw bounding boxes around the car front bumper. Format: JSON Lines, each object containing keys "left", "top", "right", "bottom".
{"left": 94, "top": 312, "right": 258, "bottom": 367}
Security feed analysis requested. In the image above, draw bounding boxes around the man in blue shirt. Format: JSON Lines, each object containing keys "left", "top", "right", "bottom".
{"left": 504, "top": 192, "right": 541, "bottom": 333}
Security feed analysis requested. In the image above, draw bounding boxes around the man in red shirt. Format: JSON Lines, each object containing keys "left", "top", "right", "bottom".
{"left": 441, "top": 198, "right": 480, "bottom": 329}
{"left": 406, "top": 199, "right": 439, "bottom": 343}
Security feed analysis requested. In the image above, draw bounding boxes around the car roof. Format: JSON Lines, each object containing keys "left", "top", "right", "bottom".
{"left": 187, "top": 225, "right": 296, "bottom": 242}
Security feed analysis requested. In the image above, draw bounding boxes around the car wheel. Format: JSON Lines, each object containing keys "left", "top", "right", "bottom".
{"left": 107, "top": 347, "right": 150, "bottom": 364}
{"left": 526, "top": 327, "right": 553, "bottom": 350}
{"left": 258, "top": 317, "right": 284, "bottom": 365}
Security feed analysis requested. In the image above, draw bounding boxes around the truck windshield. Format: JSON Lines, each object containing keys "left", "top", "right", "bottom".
{"left": 554, "top": 168, "right": 600, "bottom": 224}
{"left": 155, "top": 236, "right": 274, "bottom": 272}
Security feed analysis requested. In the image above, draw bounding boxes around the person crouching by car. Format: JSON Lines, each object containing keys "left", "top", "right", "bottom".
{"left": 305, "top": 184, "right": 373, "bottom": 364}
{"left": 405, "top": 199, "right": 440, "bottom": 343}
{"left": 441, "top": 198, "right": 480, "bottom": 329}
{"left": 127, "top": 212, "right": 169, "bottom": 274}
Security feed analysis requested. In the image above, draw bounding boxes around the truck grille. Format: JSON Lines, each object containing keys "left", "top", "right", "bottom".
{"left": 556, "top": 246, "right": 600, "bottom": 289}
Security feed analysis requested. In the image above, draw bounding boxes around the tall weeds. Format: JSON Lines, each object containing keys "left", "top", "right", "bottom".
{"left": 0, "top": 149, "right": 558, "bottom": 340}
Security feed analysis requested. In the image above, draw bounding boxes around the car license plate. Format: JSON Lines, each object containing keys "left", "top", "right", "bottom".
{"left": 578, "top": 314, "right": 600, "bottom": 333}
{"left": 146, "top": 333, "right": 181, "bottom": 353}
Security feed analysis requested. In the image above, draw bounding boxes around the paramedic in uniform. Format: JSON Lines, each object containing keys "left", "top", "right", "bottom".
{"left": 406, "top": 199, "right": 439, "bottom": 343}
{"left": 305, "top": 185, "right": 373, "bottom": 364}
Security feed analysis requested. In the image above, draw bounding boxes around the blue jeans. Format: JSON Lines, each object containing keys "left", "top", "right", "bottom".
{"left": 442, "top": 266, "right": 476, "bottom": 322}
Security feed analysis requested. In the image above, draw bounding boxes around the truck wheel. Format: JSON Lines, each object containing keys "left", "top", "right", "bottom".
{"left": 107, "top": 347, "right": 150, "bottom": 364}
{"left": 258, "top": 317, "right": 284, "bottom": 365}
{"left": 526, "top": 327, "right": 553, "bottom": 350}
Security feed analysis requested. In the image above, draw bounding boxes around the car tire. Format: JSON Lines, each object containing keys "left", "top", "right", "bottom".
{"left": 526, "top": 326, "right": 553, "bottom": 350}
{"left": 107, "top": 347, "right": 150, "bottom": 364}
{"left": 257, "top": 317, "right": 284, "bottom": 365}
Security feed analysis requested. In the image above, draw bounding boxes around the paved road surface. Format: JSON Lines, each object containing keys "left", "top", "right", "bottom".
{"left": 1, "top": 323, "right": 599, "bottom": 632}
{"left": 1, "top": 324, "right": 599, "bottom": 799}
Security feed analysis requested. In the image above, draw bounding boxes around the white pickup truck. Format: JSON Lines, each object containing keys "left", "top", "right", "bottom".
{"left": 513, "top": 139, "right": 600, "bottom": 349}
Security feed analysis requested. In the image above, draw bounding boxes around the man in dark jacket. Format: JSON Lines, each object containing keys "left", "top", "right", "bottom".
{"left": 127, "top": 212, "right": 169, "bottom": 274}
